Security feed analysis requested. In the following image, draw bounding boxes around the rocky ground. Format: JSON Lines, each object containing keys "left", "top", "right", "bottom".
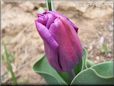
{"left": 1, "top": 0, "right": 113, "bottom": 84}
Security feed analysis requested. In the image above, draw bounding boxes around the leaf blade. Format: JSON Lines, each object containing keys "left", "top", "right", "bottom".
{"left": 33, "top": 56, "right": 67, "bottom": 85}
{"left": 71, "top": 61, "right": 114, "bottom": 85}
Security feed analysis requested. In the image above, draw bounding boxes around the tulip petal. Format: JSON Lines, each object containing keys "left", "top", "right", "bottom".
{"left": 49, "top": 11, "right": 78, "bottom": 32}
{"left": 60, "top": 16, "right": 83, "bottom": 60}
{"left": 37, "top": 17, "right": 46, "bottom": 25}
{"left": 35, "top": 20, "right": 62, "bottom": 71}
{"left": 36, "top": 11, "right": 82, "bottom": 72}
{"left": 49, "top": 18, "right": 82, "bottom": 71}
{"left": 35, "top": 21, "right": 59, "bottom": 49}
{"left": 44, "top": 42, "right": 62, "bottom": 71}
{"left": 46, "top": 13, "right": 56, "bottom": 29}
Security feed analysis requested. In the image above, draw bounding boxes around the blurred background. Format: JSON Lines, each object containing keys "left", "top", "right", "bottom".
{"left": 1, "top": 0, "right": 113, "bottom": 84}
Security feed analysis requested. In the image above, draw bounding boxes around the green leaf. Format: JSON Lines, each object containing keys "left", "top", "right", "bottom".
{"left": 3, "top": 44, "right": 17, "bottom": 85}
{"left": 81, "top": 48, "right": 88, "bottom": 70}
{"left": 86, "top": 59, "right": 95, "bottom": 68}
{"left": 92, "top": 61, "right": 114, "bottom": 79}
{"left": 33, "top": 56, "right": 67, "bottom": 85}
{"left": 74, "top": 48, "right": 88, "bottom": 73}
{"left": 71, "top": 61, "right": 114, "bottom": 85}
{"left": 57, "top": 71, "right": 70, "bottom": 84}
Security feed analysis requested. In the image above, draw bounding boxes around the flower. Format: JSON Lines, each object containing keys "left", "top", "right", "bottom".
{"left": 35, "top": 11, "right": 83, "bottom": 72}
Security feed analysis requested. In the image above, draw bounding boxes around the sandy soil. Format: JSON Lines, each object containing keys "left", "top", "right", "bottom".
{"left": 1, "top": 0, "right": 113, "bottom": 84}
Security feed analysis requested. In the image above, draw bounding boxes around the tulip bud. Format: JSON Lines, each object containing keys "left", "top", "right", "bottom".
{"left": 35, "top": 11, "right": 83, "bottom": 72}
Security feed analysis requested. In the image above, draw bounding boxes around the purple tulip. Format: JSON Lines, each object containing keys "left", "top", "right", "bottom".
{"left": 35, "top": 11, "right": 83, "bottom": 72}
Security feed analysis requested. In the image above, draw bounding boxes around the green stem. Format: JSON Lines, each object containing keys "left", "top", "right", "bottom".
{"left": 46, "top": 0, "right": 54, "bottom": 11}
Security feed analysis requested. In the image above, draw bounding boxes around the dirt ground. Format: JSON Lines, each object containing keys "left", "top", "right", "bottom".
{"left": 1, "top": 0, "right": 113, "bottom": 84}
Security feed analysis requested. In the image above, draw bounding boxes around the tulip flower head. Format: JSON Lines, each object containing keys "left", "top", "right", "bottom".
{"left": 35, "top": 11, "right": 83, "bottom": 72}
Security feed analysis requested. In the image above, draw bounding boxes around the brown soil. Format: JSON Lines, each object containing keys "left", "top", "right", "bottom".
{"left": 1, "top": 0, "right": 113, "bottom": 84}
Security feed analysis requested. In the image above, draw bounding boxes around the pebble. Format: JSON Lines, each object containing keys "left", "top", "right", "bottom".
{"left": 96, "top": 56, "right": 100, "bottom": 60}
{"left": 99, "top": 36, "right": 104, "bottom": 47}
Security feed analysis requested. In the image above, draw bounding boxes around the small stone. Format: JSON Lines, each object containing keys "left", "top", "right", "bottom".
{"left": 99, "top": 36, "right": 104, "bottom": 47}
{"left": 107, "top": 53, "right": 112, "bottom": 58}
{"left": 96, "top": 56, "right": 100, "bottom": 60}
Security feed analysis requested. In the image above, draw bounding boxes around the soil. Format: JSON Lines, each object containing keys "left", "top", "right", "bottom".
{"left": 1, "top": 0, "right": 113, "bottom": 84}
